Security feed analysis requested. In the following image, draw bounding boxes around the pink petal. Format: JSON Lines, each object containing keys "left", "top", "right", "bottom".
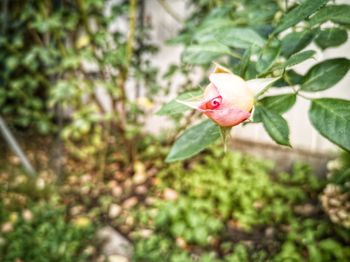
{"left": 209, "top": 73, "right": 254, "bottom": 112}
{"left": 176, "top": 79, "right": 252, "bottom": 127}
{"left": 177, "top": 84, "right": 219, "bottom": 110}
{"left": 199, "top": 96, "right": 222, "bottom": 110}
{"left": 203, "top": 106, "right": 251, "bottom": 127}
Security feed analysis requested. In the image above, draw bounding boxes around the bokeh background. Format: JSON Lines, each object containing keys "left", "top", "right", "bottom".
{"left": 1, "top": 0, "right": 350, "bottom": 261}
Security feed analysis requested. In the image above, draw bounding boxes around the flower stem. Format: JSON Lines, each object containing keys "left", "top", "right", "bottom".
{"left": 220, "top": 126, "right": 232, "bottom": 152}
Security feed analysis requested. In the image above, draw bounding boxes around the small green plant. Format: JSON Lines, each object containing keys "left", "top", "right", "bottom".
{"left": 0, "top": 202, "right": 95, "bottom": 262}
{"left": 132, "top": 150, "right": 350, "bottom": 261}
{"left": 0, "top": 169, "right": 97, "bottom": 262}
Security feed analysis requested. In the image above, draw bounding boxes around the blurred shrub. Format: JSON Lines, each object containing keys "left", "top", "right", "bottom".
{"left": 132, "top": 150, "right": 350, "bottom": 261}
{"left": 0, "top": 202, "right": 95, "bottom": 262}
{"left": 0, "top": 0, "right": 160, "bottom": 164}
{"left": 155, "top": 150, "right": 318, "bottom": 231}
{"left": 0, "top": 166, "right": 97, "bottom": 262}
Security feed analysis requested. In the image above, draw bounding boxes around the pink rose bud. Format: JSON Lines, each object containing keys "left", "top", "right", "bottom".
{"left": 178, "top": 63, "right": 278, "bottom": 127}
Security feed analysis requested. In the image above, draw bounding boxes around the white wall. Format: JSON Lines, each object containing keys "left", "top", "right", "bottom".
{"left": 145, "top": 0, "right": 350, "bottom": 154}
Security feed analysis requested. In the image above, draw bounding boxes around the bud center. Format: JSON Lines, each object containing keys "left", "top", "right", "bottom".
{"left": 202, "top": 96, "right": 222, "bottom": 110}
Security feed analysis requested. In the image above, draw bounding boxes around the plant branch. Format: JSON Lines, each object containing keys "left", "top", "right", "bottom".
{"left": 284, "top": 71, "right": 313, "bottom": 101}
{"left": 296, "top": 92, "right": 313, "bottom": 101}
{"left": 116, "top": 0, "right": 138, "bottom": 124}
{"left": 255, "top": 84, "right": 272, "bottom": 98}
{"left": 126, "top": 0, "right": 137, "bottom": 70}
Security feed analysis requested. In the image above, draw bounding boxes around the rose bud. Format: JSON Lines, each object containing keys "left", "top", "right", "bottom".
{"left": 178, "top": 63, "right": 278, "bottom": 127}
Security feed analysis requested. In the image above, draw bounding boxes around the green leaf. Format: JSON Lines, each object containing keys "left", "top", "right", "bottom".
{"left": 256, "top": 42, "right": 281, "bottom": 73}
{"left": 193, "top": 18, "right": 235, "bottom": 43}
{"left": 167, "top": 32, "right": 193, "bottom": 45}
{"left": 240, "top": 47, "right": 252, "bottom": 77}
{"left": 308, "top": 245, "right": 323, "bottom": 262}
{"left": 309, "top": 5, "right": 350, "bottom": 26}
{"left": 156, "top": 90, "right": 202, "bottom": 116}
{"left": 273, "top": 0, "right": 328, "bottom": 34}
{"left": 301, "top": 58, "right": 350, "bottom": 92}
{"left": 215, "top": 27, "right": 265, "bottom": 49}
{"left": 260, "top": 106, "right": 291, "bottom": 146}
{"left": 281, "top": 30, "right": 316, "bottom": 57}
{"left": 283, "top": 50, "right": 316, "bottom": 68}
{"left": 237, "top": 3, "right": 277, "bottom": 25}
{"left": 315, "top": 28, "right": 348, "bottom": 50}
{"left": 182, "top": 42, "right": 232, "bottom": 65}
{"left": 253, "top": 94, "right": 296, "bottom": 122}
{"left": 166, "top": 120, "right": 220, "bottom": 162}
{"left": 195, "top": 21, "right": 265, "bottom": 49}
{"left": 309, "top": 98, "right": 350, "bottom": 151}
{"left": 319, "top": 239, "right": 345, "bottom": 259}
{"left": 274, "top": 50, "right": 316, "bottom": 71}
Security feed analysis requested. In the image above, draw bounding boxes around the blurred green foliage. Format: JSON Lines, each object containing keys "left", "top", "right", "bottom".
{"left": 0, "top": 202, "right": 95, "bottom": 262}
{"left": 0, "top": 157, "right": 97, "bottom": 262}
{"left": 0, "top": 0, "right": 160, "bottom": 163}
{"left": 133, "top": 149, "right": 350, "bottom": 261}
{"left": 1, "top": 143, "right": 349, "bottom": 261}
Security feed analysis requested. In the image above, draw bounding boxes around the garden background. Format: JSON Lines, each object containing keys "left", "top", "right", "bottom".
{"left": 1, "top": 0, "right": 350, "bottom": 261}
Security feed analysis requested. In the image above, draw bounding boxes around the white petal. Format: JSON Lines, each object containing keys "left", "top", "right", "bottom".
{"left": 209, "top": 73, "right": 247, "bottom": 96}
{"left": 246, "top": 77, "right": 280, "bottom": 95}
{"left": 209, "top": 73, "right": 254, "bottom": 112}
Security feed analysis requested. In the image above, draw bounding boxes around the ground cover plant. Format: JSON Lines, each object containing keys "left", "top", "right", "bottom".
{"left": 132, "top": 149, "right": 350, "bottom": 261}
{"left": 1, "top": 146, "right": 350, "bottom": 261}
